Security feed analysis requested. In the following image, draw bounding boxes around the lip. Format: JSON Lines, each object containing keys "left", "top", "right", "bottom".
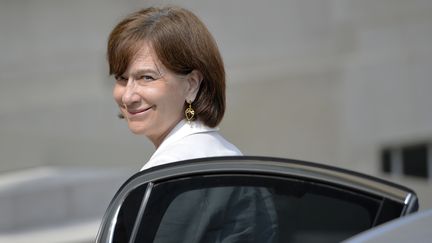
{"left": 126, "top": 106, "right": 153, "bottom": 116}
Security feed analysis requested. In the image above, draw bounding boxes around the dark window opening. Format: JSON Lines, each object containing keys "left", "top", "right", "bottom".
{"left": 380, "top": 141, "right": 430, "bottom": 179}
{"left": 402, "top": 144, "right": 428, "bottom": 178}
{"left": 381, "top": 149, "right": 392, "bottom": 174}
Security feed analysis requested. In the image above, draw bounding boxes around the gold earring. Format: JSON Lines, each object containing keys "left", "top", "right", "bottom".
{"left": 185, "top": 100, "right": 195, "bottom": 123}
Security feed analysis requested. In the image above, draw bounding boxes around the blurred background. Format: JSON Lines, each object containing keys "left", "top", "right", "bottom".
{"left": 0, "top": 0, "right": 431, "bottom": 242}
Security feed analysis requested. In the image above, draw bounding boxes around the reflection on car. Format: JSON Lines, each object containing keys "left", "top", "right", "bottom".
{"left": 96, "top": 156, "right": 418, "bottom": 243}
{"left": 343, "top": 208, "right": 432, "bottom": 243}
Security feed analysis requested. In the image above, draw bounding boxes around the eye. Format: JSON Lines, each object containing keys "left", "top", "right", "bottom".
{"left": 140, "top": 75, "right": 156, "bottom": 81}
{"left": 134, "top": 75, "right": 157, "bottom": 85}
{"left": 115, "top": 75, "right": 128, "bottom": 85}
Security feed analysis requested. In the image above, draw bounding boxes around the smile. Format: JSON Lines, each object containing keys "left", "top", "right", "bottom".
{"left": 126, "top": 106, "right": 153, "bottom": 116}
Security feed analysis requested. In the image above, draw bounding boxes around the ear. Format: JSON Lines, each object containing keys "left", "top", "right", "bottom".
{"left": 185, "top": 70, "right": 203, "bottom": 102}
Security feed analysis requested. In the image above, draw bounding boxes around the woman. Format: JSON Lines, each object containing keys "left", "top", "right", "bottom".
{"left": 107, "top": 6, "right": 277, "bottom": 243}
{"left": 107, "top": 6, "right": 242, "bottom": 171}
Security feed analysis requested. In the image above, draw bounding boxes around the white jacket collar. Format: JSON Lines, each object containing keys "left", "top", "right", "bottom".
{"left": 147, "top": 119, "right": 218, "bottom": 164}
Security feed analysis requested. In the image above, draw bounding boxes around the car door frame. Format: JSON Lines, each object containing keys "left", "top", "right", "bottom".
{"left": 96, "top": 156, "right": 419, "bottom": 243}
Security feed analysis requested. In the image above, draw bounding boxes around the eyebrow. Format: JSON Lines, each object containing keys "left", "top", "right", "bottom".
{"left": 128, "top": 68, "right": 163, "bottom": 77}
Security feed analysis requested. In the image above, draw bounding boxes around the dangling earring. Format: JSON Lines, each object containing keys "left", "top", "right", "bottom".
{"left": 185, "top": 100, "right": 195, "bottom": 123}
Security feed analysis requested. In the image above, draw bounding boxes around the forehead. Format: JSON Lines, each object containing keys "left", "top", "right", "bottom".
{"left": 125, "top": 43, "right": 163, "bottom": 74}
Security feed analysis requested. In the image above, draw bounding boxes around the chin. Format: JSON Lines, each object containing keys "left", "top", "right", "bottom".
{"left": 130, "top": 130, "right": 145, "bottom": 135}
{"left": 127, "top": 125, "right": 147, "bottom": 135}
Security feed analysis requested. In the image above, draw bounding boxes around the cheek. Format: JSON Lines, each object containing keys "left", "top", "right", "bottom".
{"left": 112, "top": 85, "right": 124, "bottom": 104}
{"left": 163, "top": 86, "right": 187, "bottom": 108}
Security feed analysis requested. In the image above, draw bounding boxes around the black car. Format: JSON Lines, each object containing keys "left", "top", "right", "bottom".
{"left": 96, "top": 156, "right": 418, "bottom": 243}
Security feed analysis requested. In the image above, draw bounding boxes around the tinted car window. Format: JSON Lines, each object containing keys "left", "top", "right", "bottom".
{"left": 127, "top": 175, "right": 381, "bottom": 243}
{"left": 112, "top": 184, "right": 148, "bottom": 243}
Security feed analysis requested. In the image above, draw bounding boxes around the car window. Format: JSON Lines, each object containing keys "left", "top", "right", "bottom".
{"left": 112, "top": 184, "right": 148, "bottom": 243}
{"left": 124, "top": 175, "right": 381, "bottom": 243}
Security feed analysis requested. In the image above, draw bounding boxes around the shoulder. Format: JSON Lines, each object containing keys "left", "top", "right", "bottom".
{"left": 177, "top": 131, "right": 242, "bottom": 157}
{"left": 144, "top": 131, "right": 242, "bottom": 170}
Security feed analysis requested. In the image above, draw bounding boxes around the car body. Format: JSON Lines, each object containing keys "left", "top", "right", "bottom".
{"left": 343, "top": 208, "right": 432, "bottom": 243}
{"left": 96, "top": 156, "right": 418, "bottom": 243}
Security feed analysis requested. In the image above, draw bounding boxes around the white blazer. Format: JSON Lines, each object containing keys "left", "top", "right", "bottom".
{"left": 141, "top": 120, "right": 242, "bottom": 170}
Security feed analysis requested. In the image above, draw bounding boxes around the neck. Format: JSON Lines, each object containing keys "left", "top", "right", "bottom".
{"left": 149, "top": 119, "right": 184, "bottom": 148}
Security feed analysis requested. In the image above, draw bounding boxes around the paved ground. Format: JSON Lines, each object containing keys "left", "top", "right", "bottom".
{"left": 0, "top": 166, "right": 133, "bottom": 243}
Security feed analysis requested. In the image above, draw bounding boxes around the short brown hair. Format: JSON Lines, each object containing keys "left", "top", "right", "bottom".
{"left": 107, "top": 6, "right": 225, "bottom": 127}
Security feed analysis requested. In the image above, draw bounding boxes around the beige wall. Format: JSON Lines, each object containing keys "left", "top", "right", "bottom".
{"left": 1, "top": 0, "right": 431, "bottom": 208}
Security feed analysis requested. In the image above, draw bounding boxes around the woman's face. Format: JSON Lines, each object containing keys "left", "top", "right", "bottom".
{"left": 113, "top": 43, "right": 200, "bottom": 147}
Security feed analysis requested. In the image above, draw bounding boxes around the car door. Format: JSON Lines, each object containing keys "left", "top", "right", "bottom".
{"left": 96, "top": 156, "right": 418, "bottom": 243}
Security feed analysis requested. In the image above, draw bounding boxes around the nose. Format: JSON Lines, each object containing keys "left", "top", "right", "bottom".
{"left": 122, "top": 79, "right": 141, "bottom": 106}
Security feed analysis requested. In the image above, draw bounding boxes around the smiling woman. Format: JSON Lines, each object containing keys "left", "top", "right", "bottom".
{"left": 104, "top": 7, "right": 277, "bottom": 242}
{"left": 107, "top": 6, "right": 242, "bottom": 169}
